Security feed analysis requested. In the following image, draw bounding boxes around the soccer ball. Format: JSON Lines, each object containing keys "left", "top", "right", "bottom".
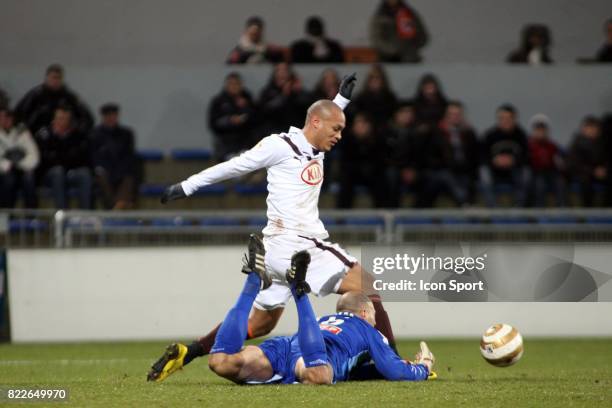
{"left": 480, "top": 323, "right": 523, "bottom": 367}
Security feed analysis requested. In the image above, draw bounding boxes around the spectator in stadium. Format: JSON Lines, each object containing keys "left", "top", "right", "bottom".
{"left": 226, "top": 16, "right": 284, "bottom": 64}
{"left": 0, "top": 87, "right": 9, "bottom": 110}
{"left": 526, "top": 114, "right": 566, "bottom": 207}
{"left": 14, "top": 64, "right": 94, "bottom": 134}
{"left": 507, "top": 24, "right": 553, "bottom": 65}
{"left": 337, "top": 112, "right": 388, "bottom": 208}
{"left": 425, "top": 101, "right": 479, "bottom": 206}
{"left": 385, "top": 101, "right": 428, "bottom": 207}
{"left": 311, "top": 69, "right": 341, "bottom": 191}
{"left": 370, "top": 0, "right": 429, "bottom": 62}
{"left": 0, "top": 108, "right": 39, "bottom": 208}
{"left": 290, "top": 16, "right": 344, "bottom": 63}
{"left": 595, "top": 18, "right": 612, "bottom": 62}
{"left": 412, "top": 73, "right": 448, "bottom": 130}
{"left": 89, "top": 103, "right": 138, "bottom": 210}
{"left": 35, "top": 106, "right": 92, "bottom": 209}
{"left": 352, "top": 64, "right": 397, "bottom": 129}
{"left": 208, "top": 72, "right": 257, "bottom": 161}
{"left": 257, "top": 63, "right": 312, "bottom": 136}
{"left": 568, "top": 116, "right": 608, "bottom": 207}
{"left": 480, "top": 104, "right": 529, "bottom": 207}
{"left": 311, "top": 69, "right": 341, "bottom": 101}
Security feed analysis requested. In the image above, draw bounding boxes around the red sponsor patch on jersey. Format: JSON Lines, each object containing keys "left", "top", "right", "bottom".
{"left": 301, "top": 161, "right": 323, "bottom": 185}
{"left": 319, "top": 324, "right": 342, "bottom": 335}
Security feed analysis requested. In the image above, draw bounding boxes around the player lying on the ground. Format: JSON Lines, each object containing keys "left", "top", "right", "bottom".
{"left": 148, "top": 73, "right": 402, "bottom": 381}
{"left": 207, "top": 250, "right": 435, "bottom": 384}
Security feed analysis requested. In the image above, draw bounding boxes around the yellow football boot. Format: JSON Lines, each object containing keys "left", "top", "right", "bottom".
{"left": 147, "top": 343, "right": 188, "bottom": 382}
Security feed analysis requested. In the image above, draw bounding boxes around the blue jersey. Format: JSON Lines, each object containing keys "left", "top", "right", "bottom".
{"left": 317, "top": 312, "right": 429, "bottom": 382}
{"left": 258, "top": 312, "right": 429, "bottom": 384}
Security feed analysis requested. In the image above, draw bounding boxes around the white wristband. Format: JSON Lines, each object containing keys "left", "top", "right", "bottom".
{"left": 332, "top": 93, "right": 350, "bottom": 111}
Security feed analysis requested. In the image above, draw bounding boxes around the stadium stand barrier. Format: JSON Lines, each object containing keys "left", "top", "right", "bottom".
{"left": 3, "top": 209, "right": 612, "bottom": 248}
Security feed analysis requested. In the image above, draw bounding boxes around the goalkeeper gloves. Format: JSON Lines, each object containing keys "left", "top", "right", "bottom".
{"left": 414, "top": 341, "right": 435, "bottom": 372}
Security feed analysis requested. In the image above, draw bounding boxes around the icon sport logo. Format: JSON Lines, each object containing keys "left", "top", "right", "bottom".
{"left": 301, "top": 161, "right": 323, "bottom": 185}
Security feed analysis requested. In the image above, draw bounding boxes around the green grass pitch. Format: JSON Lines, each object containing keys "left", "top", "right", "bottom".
{"left": 0, "top": 339, "right": 610, "bottom": 407}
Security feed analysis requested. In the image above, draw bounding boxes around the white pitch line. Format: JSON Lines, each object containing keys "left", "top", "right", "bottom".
{"left": 0, "top": 358, "right": 152, "bottom": 366}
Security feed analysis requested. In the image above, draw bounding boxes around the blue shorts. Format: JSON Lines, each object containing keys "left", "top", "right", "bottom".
{"left": 258, "top": 335, "right": 302, "bottom": 384}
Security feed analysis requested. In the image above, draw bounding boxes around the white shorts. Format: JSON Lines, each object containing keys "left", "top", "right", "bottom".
{"left": 253, "top": 234, "right": 357, "bottom": 310}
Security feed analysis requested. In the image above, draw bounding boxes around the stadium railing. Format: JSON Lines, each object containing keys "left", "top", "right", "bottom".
{"left": 3, "top": 208, "right": 612, "bottom": 248}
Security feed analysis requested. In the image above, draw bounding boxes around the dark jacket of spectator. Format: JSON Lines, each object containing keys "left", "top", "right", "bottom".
{"left": 596, "top": 19, "right": 612, "bottom": 62}
{"left": 370, "top": 0, "right": 428, "bottom": 62}
{"left": 340, "top": 124, "right": 388, "bottom": 172}
{"left": 429, "top": 121, "right": 479, "bottom": 177}
{"left": 387, "top": 123, "right": 422, "bottom": 169}
{"left": 352, "top": 91, "right": 397, "bottom": 129}
{"left": 568, "top": 133, "right": 608, "bottom": 181}
{"left": 385, "top": 108, "right": 431, "bottom": 207}
{"left": 597, "top": 45, "right": 612, "bottom": 62}
{"left": 337, "top": 113, "right": 388, "bottom": 208}
{"left": 291, "top": 38, "right": 344, "bottom": 64}
{"left": 507, "top": 24, "right": 553, "bottom": 64}
{"left": 208, "top": 88, "right": 256, "bottom": 159}
{"left": 311, "top": 69, "right": 340, "bottom": 101}
{"left": 0, "top": 87, "right": 9, "bottom": 110}
{"left": 352, "top": 65, "right": 397, "bottom": 128}
{"left": 90, "top": 124, "right": 137, "bottom": 185}
{"left": 290, "top": 16, "right": 344, "bottom": 63}
{"left": 568, "top": 117, "right": 608, "bottom": 206}
{"left": 413, "top": 74, "right": 448, "bottom": 128}
{"left": 258, "top": 65, "right": 312, "bottom": 135}
{"left": 35, "top": 126, "right": 90, "bottom": 175}
{"left": 603, "top": 113, "right": 612, "bottom": 163}
{"left": 15, "top": 84, "right": 93, "bottom": 134}
{"left": 482, "top": 126, "right": 529, "bottom": 174}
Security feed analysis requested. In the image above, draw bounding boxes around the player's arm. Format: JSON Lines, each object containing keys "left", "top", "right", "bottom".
{"left": 366, "top": 329, "right": 430, "bottom": 381}
{"left": 161, "top": 136, "right": 286, "bottom": 203}
{"left": 332, "top": 73, "right": 356, "bottom": 111}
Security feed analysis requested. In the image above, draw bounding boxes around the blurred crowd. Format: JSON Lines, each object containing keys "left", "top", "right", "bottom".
{"left": 1, "top": 62, "right": 611, "bottom": 210}
{"left": 225, "top": 1, "right": 612, "bottom": 65}
{"left": 0, "top": 0, "right": 610, "bottom": 210}
{"left": 209, "top": 64, "right": 612, "bottom": 208}
{"left": 0, "top": 65, "right": 138, "bottom": 210}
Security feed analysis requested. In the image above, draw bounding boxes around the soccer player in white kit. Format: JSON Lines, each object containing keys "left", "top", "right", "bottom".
{"left": 148, "top": 74, "right": 398, "bottom": 382}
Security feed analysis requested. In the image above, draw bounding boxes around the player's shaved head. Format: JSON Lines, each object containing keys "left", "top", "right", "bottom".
{"left": 336, "top": 292, "right": 372, "bottom": 314}
{"left": 303, "top": 99, "right": 345, "bottom": 152}
{"left": 306, "top": 99, "right": 343, "bottom": 122}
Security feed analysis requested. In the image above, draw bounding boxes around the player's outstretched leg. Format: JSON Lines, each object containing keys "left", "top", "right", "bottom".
{"left": 288, "top": 251, "right": 333, "bottom": 385}
{"left": 207, "top": 267, "right": 269, "bottom": 382}
{"left": 147, "top": 234, "right": 267, "bottom": 382}
{"left": 209, "top": 269, "right": 262, "bottom": 354}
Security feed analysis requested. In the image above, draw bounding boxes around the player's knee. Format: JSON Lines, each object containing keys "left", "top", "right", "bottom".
{"left": 248, "top": 310, "right": 280, "bottom": 337}
{"left": 301, "top": 366, "right": 333, "bottom": 385}
{"left": 207, "top": 353, "right": 225, "bottom": 373}
{"left": 251, "top": 320, "right": 275, "bottom": 337}
{"left": 208, "top": 354, "right": 240, "bottom": 379}
{"left": 248, "top": 321, "right": 273, "bottom": 338}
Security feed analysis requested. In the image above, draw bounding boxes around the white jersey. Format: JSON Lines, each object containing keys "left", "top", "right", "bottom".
{"left": 181, "top": 94, "right": 350, "bottom": 240}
